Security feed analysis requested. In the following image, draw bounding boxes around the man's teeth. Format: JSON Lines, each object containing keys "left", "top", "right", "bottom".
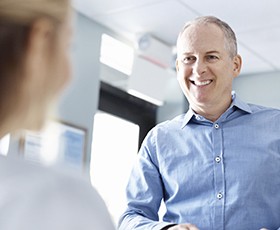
{"left": 194, "top": 80, "right": 212, "bottom": 86}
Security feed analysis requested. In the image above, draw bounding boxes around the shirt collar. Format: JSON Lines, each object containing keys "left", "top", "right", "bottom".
{"left": 182, "top": 109, "right": 195, "bottom": 128}
{"left": 230, "top": 91, "right": 252, "bottom": 114}
{"left": 181, "top": 92, "right": 252, "bottom": 128}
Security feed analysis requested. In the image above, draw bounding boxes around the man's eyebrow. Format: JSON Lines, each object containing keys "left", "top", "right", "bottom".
{"left": 180, "top": 51, "right": 221, "bottom": 56}
{"left": 205, "top": 50, "right": 220, "bottom": 54}
{"left": 181, "top": 52, "right": 194, "bottom": 56}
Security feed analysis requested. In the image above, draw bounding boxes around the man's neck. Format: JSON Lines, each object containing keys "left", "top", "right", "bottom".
{"left": 191, "top": 98, "right": 233, "bottom": 122}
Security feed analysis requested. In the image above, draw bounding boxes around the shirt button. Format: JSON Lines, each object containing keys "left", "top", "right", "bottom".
{"left": 217, "top": 193, "right": 223, "bottom": 199}
{"left": 214, "top": 123, "right": 219, "bottom": 129}
{"left": 215, "top": 156, "right": 221, "bottom": 163}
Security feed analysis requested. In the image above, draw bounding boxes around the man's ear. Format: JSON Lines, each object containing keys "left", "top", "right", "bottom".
{"left": 175, "top": 58, "right": 180, "bottom": 72}
{"left": 232, "top": 54, "right": 242, "bottom": 78}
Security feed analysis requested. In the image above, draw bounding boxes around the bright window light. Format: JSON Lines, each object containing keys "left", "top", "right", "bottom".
{"left": 100, "top": 34, "right": 134, "bottom": 75}
{"left": 0, "top": 134, "right": 10, "bottom": 156}
{"left": 90, "top": 111, "right": 139, "bottom": 226}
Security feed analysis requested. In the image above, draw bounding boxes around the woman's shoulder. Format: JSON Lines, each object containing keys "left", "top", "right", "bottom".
{"left": 0, "top": 156, "right": 115, "bottom": 230}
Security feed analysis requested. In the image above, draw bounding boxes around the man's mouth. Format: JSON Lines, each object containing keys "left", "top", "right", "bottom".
{"left": 190, "top": 80, "right": 212, "bottom": 86}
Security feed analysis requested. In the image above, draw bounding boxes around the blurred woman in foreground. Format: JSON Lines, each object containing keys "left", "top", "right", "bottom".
{"left": 0, "top": 0, "right": 115, "bottom": 229}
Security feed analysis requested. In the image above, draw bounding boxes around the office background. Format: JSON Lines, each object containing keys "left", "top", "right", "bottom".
{"left": 4, "top": 0, "right": 280, "bottom": 226}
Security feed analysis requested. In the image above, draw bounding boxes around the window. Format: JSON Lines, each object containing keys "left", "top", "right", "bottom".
{"left": 90, "top": 82, "right": 157, "bottom": 226}
{"left": 0, "top": 134, "right": 10, "bottom": 156}
{"left": 100, "top": 34, "right": 134, "bottom": 75}
{"left": 90, "top": 111, "right": 139, "bottom": 225}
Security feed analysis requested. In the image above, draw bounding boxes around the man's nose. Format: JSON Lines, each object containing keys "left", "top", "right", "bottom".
{"left": 193, "top": 59, "right": 207, "bottom": 76}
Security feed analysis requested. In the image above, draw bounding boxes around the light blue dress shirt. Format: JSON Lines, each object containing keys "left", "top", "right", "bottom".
{"left": 118, "top": 93, "right": 280, "bottom": 230}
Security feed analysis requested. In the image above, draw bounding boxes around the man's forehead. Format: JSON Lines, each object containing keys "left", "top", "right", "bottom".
{"left": 182, "top": 23, "right": 223, "bottom": 38}
{"left": 177, "top": 24, "right": 227, "bottom": 55}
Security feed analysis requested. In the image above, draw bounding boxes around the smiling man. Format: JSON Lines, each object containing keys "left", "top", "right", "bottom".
{"left": 118, "top": 16, "right": 280, "bottom": 230}
{"left": 176, "top": 19, "right": 241, "bottom": 122}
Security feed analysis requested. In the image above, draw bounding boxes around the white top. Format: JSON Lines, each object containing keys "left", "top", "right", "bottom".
{"left": 0, "top": 155, "right": 115, "bottom": 230}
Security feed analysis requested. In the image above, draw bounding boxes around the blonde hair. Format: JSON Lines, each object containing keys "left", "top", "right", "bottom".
{"left": 0, "top": 0, "right": 70, "bottom": 124}
{"left": 0, "top": 0, "right": 69, "bottom": 24}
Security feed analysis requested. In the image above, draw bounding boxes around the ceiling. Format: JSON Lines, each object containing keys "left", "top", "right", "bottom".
{"left": 72, "top": 0, "right": 280, "bottom": 75}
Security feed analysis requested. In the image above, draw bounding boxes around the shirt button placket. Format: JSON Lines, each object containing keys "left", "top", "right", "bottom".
{"left": 212, "top": 122, "right": 225, "bottom": 229}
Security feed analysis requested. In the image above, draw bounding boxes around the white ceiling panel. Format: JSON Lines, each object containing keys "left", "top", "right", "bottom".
{"left": 72, "top": 0, "right": 169, "bottom": 16}
{"left": 179, "top": 0, "right": 280, "bottom": 33}
{"left": 87, "top": 0, "right": 198, "bottom": 45}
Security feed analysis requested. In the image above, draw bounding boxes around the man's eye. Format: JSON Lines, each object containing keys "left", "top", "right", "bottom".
{"left": 206, "top": 55, "right": 219, "bottom": 61}
{"left": 182, "top": 56, "right": 196, "bottom": 64}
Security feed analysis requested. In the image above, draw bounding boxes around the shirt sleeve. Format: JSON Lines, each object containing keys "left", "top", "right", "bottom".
{"left": 118, "top": 130, "right": 175, "bottom": 230}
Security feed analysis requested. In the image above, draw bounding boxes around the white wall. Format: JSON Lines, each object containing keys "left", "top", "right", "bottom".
{"left": 56, "top": 13, "right": 104, "bottom": 169}
{"left": 233, "top": 71, "right": 280, "bottom": 109}
{"left": 156, "top": 74, "right": 187, "bottom": 123}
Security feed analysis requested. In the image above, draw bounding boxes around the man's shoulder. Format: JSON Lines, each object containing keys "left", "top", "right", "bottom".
{"left": 156, "top": 113, "right": 186, "bottom": 128}
{"left": 243, "top": 103, "right": 280, "bottom": 125}
{"left": 148, "top": 114, "right": 185, "bottom": 135}
{"left": 248, "top": 103, "right": 280, "bottom": 115}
